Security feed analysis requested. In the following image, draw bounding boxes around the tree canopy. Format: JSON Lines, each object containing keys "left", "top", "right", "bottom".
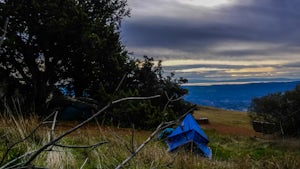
{"left": 0, "top": 0, "right": 130, "bottom": 114}
{"left": 0, "top": 0, "right": 192, "bottom": 128}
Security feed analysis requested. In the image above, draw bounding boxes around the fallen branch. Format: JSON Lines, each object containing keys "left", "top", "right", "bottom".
{"left": 23, "top": 95, "right": 161, "bottom": 166}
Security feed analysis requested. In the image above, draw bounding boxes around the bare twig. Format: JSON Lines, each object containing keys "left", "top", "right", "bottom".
{"left": 164, "top": 91, "right": 184, "bottom": 102}
{"left": 50, "top": 111, "right": 58, "bottom": 142}
{"left": 111, "top": 96, "right": 160, "bottom": 104}
{"left": 80, "top": 158, "right": 89, "bottom": 169}
{"left": 162, "top": 92, "right": 185, "bottom": 116}
{"left": 113, "top": 74, "right": 127, "bottom": 96}
{"left": 54, "top": 141, "right": 108, "bottom": 149}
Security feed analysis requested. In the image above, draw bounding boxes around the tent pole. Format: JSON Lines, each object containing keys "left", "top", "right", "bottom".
{"left": 191, "top": 141, "right": 193, "bottom": 153}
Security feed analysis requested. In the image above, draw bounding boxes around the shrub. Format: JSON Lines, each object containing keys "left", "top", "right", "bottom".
{"left": 249, "top": 84, "right": 300, "bottom": 136}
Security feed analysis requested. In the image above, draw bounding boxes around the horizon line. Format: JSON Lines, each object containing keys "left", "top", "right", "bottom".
{"left": 182, "top": 80, "right": 300, "bottom": 87}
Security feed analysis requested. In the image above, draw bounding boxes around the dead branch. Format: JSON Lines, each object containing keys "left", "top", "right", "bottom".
{"left": 162, "top": 92, "right": 185, "bottom": 116}
{"left": 115, "top": 105, "right": 196, "bottom": 169}
{"left": 80, "top": 157, "right": 89, "bottom": 169}
{"left": 113, "top": 74, "right": 127, "bottom": 96}
{"left": 7, "top": 165, "right": 48, "bottom": 169}
{"left": 54, "top": 141, "right": 108, "bottom": 149}
{"left": 23, "top": 95, "right": 161, "bottom": 166}
{"left": 49, "top": 111, "right": 58, "bottom": 142}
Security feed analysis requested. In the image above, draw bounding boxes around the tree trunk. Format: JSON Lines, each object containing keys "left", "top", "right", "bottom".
{"left": 33, "top": 72, "right": 48, "bottom": 115}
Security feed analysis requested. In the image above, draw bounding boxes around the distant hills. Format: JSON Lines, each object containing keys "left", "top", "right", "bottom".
{"left": 182, "top": 81, "right": 300, "bottom": 112}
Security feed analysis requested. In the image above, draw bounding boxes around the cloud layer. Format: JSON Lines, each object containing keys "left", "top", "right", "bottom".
{"left": 121, "top": 0, "right": 300, "bottom": 84}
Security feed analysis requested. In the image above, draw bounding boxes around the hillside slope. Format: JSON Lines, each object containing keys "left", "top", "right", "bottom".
{"left": 193, "top": 106, "right": 256, "bottom": 136}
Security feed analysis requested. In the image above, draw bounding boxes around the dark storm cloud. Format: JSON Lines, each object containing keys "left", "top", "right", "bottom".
{"left": 284, "top": 62, "right": 300, "bottom": 68}
{"left": 122, "top": 0, "right": 300, "bottom": 58}
{"left": 123, "top": 18, "right": 261, "bottom": 49}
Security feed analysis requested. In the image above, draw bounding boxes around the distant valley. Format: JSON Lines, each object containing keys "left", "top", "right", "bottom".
{"left": 182, "top": 81, "right": 300, "bottom": 112}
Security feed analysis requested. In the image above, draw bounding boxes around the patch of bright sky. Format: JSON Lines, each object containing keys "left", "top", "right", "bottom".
{"left": 175, "top": 67, "right": 275, "bottom": 74}
{"left": 183, "top": 81, "right": 291, "bottom": 86}
{"left": 161, "top": 59, "right": 290, "bottom": 67}
{"left": 175, "top": 67, "right": 226, "bottom": 73}
{"left": 225, "top": 67, "right": 275, "bottom": 73}
{"left": 176, "top": 0, "right": 233, "bottom": 7}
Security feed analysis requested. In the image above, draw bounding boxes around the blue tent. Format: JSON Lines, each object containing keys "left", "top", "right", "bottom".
{"left": 166, "top": 114, "right": 212, "bottom": 158}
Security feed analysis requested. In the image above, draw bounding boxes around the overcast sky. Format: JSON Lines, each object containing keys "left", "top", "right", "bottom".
{"left": 121, "top": 0, "right": 300, "bottom": 85}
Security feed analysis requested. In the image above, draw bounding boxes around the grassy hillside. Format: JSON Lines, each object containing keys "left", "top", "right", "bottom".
{"left": 1, "top": 108, "right": 300, "bottom": 168}
{"left": 194, "top": 106, "right": 256, "bottom": 136}
{"left": 195, "top": 106, "right": 251, "bottom": 128}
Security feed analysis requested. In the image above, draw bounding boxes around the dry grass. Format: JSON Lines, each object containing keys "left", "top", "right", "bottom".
{"left": 1, "top": 108, "right": 300, "bottom": 168}
{"left": 194, "top": 106, "right": 252, "bottom": 129}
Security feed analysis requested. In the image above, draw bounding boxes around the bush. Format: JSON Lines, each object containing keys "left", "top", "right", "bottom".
{"left": 249, "top": 84, "right": 300, "bottom": 136}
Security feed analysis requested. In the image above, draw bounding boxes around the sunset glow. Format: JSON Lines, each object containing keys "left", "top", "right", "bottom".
{"left": 225, "top": 67, "right": 275, "bottom": 73}
{"left": 161, "top": 59, "right": 288, "bottom": 67}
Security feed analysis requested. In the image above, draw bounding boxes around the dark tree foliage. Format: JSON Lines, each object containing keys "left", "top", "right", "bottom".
{"left": 249, "top": 84, "right": 300, "bottom": 136}
{"left": 95, "top": 56, "right": 192, "bottom": 129}
{"left": 0, "top": 1, "right": 192, "bottom": 129}
{"left": 0, "top": 0, "right": 129, "bottom": 115}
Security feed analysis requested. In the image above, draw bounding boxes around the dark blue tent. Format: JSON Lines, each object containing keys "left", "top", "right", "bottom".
{"left": 166, "top": 114, "right": 212, "bottom": 158}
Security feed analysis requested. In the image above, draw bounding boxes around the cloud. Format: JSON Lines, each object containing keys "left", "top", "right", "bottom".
{"left": 123, "top": 0, "right": 300, "bottom": 54}
{"left": 122, "top": 0, "right": 300, "bottom": 83}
